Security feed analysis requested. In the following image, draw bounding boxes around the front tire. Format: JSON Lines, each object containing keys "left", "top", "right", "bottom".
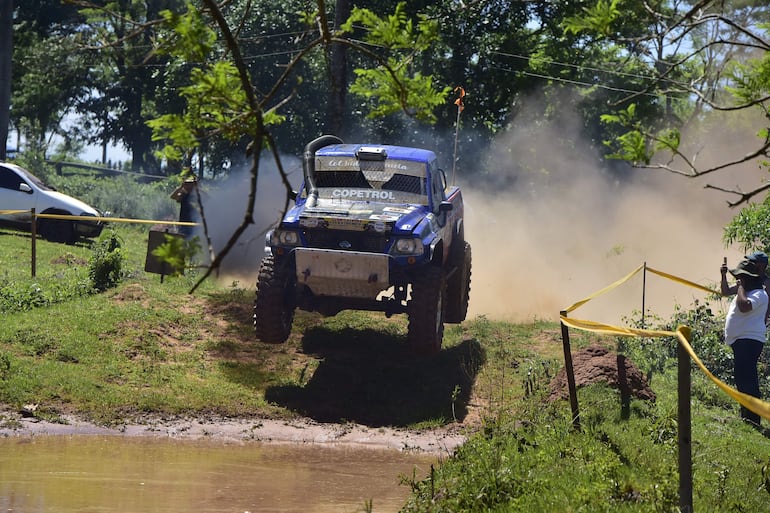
{"left": 254, "top": 255, "right": 296, "bottom": 344}
{"left": 445, "top": 241, "right": 472, "bottom": 323}
{"left": 407, "top": 266, "right": 446, "bottom": 356}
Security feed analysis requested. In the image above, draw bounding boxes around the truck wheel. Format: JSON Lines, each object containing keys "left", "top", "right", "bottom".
{"left": 445, "top": 241, "right": 472, "bottom": 323}
{"left": 254, "top": 255, "right": 296, "bottom": 343}
{"left": 408, "top": 266, "right": 446, "bottom": 356}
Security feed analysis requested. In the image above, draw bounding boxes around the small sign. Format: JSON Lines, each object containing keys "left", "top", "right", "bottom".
{"left": 145, "top": 230, "right": 184, "bottom": 275}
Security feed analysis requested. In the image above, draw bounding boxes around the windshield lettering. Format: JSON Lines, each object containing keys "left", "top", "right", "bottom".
{"left": 331, "top": 189, "right": 396, "bottom": 200}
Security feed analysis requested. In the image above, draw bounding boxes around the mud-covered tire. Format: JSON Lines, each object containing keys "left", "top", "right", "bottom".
{"left": 407, "top": 266, "right": 446, "bottom": 356}
{"left": 445, "top": 241, "right": 472, "bottom": 323}
{"left": 253, "top": 255, "right": 296, "bottom": 344}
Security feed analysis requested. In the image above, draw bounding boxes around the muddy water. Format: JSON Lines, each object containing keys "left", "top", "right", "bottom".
{"left": 0, "top": 436, "right": 436, "bottom": 513}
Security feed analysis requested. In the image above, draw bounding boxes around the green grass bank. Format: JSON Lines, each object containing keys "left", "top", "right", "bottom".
{"left": 1, "top": 223, "right": 769, "bottom": 512}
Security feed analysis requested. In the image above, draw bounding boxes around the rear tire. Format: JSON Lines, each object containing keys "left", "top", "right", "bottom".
{"left": 254, "top": 255, "right": 296, "bottom": 343}
{"left": 445, "top": 241, "right": 472, "bottom": 323}
{"left": 407, "top": 266, "right": 446, "bottom": 356}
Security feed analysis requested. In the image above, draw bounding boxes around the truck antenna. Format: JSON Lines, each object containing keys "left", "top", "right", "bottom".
{"left": 452, "top": 86, "right": 465, "bottom": 186}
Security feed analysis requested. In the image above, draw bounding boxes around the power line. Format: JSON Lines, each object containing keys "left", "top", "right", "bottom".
{"left": 490, "top": 50, "right": 693, "bottom": 89}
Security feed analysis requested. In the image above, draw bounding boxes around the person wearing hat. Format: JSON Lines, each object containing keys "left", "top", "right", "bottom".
{"left": 747, "top": 250, "right": 769, "bottom": 267}
{"left": 722, "top": 251, "right": 770, "bottom": 324}
{"left": 170, "top": 177, "right": 200, "bottom": 239}
{"left": 721, "top": 251, "right": 769, "bottom": 294}
{"left": 723, "top": 258, "right": 768, "bottom": 426}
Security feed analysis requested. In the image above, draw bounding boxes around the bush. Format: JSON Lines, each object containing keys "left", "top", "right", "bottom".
{"left": 48, "top": 174, "right": 179, "bottom": 221}
{"left": 89, "top": 229, "right": 125, "bottom": 291}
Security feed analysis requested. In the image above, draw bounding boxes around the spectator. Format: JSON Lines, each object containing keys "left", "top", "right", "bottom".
{"left": 723, "top": 258, "right": 768, "bottom": 426}
{"left": 722, "top": 251, "right": 770, "bottom": 324}
{"left": 170, "top": 178, "right": 199, "bottom": 239}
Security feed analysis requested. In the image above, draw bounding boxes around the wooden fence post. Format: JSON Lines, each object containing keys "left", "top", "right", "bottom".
{"left": 560, "top": 311, "right": 581, "bottom": 431}
{"left": 678, "top": 328, "right": 693, "bottom": 513}
{"left": 30, "top": 208, "right": 36, "bottom": 278}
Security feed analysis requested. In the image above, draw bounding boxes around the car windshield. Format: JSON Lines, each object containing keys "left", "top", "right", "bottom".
{"left": 313, "top": 158, "right": 428, "bottom": 206}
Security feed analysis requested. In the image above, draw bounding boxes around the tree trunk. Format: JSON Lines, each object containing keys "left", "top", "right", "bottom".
{"left": 327, "top": 0, "right": 351, "bottom": 139}
{"left": 0, "top": 0, "right": 12, "bottom": 161}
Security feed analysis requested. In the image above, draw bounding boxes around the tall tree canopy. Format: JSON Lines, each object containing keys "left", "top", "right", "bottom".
{"left": 5, "top": 0, "right": 770, "bottom": 251}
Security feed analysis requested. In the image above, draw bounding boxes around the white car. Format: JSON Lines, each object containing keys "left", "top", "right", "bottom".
{"left": 0, "top": 161, "right": 105, "bottom": 243}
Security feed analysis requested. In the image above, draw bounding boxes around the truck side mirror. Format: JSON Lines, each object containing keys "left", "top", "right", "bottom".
{"left": 439, "top": 201, "right": 453, "bottom": 212}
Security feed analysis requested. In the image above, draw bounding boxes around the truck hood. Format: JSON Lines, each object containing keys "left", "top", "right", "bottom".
{"left": 295, "top": 199, "right": 426, "bottom": 234}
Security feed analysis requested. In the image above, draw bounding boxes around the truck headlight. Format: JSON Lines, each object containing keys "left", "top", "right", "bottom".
{"left": 271, "top": 229, "right": 300, "bottom": 246}
{"left": 392, "top": 238, "right": 423, "bottom": 255}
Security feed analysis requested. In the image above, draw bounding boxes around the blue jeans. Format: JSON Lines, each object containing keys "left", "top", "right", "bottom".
{"left": 731, "top": 338, "right": 764, "bottom": 425}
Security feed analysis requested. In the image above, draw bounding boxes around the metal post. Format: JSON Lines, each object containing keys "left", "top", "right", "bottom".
{"left": 560, "top": 311, "right": 581, "bottom": 431}
{"left": 678, "top": 332, "right": 693, "bottom": 512}
{"left": 30, "top": 208, "right": 36, "bottom": 278}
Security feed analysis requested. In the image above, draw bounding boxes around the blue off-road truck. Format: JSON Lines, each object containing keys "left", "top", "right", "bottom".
{"left": 254, "top": 135, "right": 471, "bottom": 354}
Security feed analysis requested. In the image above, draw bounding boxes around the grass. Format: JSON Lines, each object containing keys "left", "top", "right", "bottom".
{"left": 2, "top": 223, "right": 770, "bottom": 511}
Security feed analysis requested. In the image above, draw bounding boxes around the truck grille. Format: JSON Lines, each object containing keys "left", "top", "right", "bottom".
{"left": 303, "top": 229, "right": 389, "bottom": 253}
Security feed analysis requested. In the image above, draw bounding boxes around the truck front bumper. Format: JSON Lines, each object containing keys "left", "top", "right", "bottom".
{"left": 294, "top": 247, "right": 390, "bottom": 299}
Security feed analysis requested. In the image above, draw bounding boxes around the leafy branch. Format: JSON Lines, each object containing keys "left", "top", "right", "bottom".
{"left": 145, "top": 0, "right": 450, "bottom": 290}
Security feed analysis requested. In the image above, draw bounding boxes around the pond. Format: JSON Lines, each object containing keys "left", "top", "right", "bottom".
{"left": 0, "top": 436, "right": 437, "bottom": 512}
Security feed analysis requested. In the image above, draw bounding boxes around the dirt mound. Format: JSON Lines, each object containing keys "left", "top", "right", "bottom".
{"left": 548, "top": 344, "right": 655, "bottom": 402}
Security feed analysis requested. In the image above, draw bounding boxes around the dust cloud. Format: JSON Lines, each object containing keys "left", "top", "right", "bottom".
{"left": 200, "top": 155, "right": 303, "bottom": 284}
{"left": 201, "top": 103, "right": 765, "bottom": 327}
{"left": 463, "top": 103, "right": 764, "bottom": 325}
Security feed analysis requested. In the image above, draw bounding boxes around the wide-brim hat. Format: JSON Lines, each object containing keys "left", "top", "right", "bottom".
{"left": 746, "top": 251, "right": 769, "bottom": 266}
{"left": 730, "top": 259, "right": 760, "bottom": 278}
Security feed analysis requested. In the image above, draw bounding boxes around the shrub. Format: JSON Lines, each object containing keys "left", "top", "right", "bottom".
{"left": 48, "top": 174, "right": 178, "bottom": 221}
{"left": 151, "top": 234, "right": 201, "bottom": 276}
{"left": 89, "top": 229, "right": 125, "bottom": 291}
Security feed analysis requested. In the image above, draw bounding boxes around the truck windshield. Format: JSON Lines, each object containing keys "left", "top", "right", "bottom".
{"left": 313, "top": 159, "right": 428, "bottom": 205}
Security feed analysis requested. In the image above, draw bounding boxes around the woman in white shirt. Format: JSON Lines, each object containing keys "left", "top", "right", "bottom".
{"left": 723, "top": 259, "right": 769, "bottom": 427}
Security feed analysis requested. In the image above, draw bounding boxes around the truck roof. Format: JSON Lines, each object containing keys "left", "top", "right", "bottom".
{"left": 315, "top": 144, "right": 437, "bottom": 165}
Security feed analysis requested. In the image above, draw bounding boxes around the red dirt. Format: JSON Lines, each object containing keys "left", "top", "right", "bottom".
{"left": 547, "top": 343, "right": 656, "bottom": 402}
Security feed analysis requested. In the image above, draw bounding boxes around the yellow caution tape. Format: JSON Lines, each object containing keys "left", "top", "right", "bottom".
{"left": 561, "top": 264, "right": 770, "bottom": 422}
{"left": 0, "top": 209, "right": 198, "bottom": 226}
{"left": 673, "top": 326, "right": 770, "bottom": 421}
{"left": 646, "top": 266, "right": 720, "bottom": 296}
{"left": 562, "top": 264, "right": 644, "bottom": 314}
{"left": 35, "top": 213, "right": 199, "bottom": 227}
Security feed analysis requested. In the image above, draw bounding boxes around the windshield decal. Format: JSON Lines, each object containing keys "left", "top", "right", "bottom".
{"left": 331, "top": 189, "right": 396, "bottom": 200}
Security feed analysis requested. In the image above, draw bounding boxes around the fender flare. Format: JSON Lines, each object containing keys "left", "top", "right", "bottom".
{"left": 429, "top": 237, "right": 444, "bottom": 264}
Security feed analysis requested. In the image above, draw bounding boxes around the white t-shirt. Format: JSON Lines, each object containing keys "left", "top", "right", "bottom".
{"left": 724, "top": 287, "right": 769, "bottom": 346}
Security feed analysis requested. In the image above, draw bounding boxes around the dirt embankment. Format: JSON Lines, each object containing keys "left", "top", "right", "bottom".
{"left": 0, "top": 410, "right": 467, "bottom": 454}
{"left": 0, "top": 287, "right": 650, "bottom": 455}
{"left": 1, "top": 342, "right": 650, "bottom": 455}
{"left": 0, "top": 287, "right": 472, "bottom": 455}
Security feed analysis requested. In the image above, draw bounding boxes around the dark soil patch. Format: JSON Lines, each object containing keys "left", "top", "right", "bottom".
{"left": 548, "top": 343, "right": 655, "bottom": 402}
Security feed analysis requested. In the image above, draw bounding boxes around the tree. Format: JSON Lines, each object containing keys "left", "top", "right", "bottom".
{"left": 74, "top": 0, "right": 186, "bottom": 172}
{"left": 147, "top": 0, "right": 451, "bottom": 287}
{"left": 560, "top": 0, "right": 770, "bottom": 253}
{"left": 4, "top": 0, "right": 88, "bottom": 159}
{"left": 0, "top": 0, "right": 11, "bottom": 161}
{"left": 327, "top": 0, "right": 351, "bottom": 138}
{"left": 564, "top": 0, "right": 770, "bottom": 205}
{"left": 11, "top": 34, "right": 89, "bottom": 155}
